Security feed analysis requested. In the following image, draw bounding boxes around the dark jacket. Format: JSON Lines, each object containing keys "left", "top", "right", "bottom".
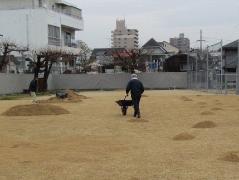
{"left": 126, "top": 79, "right": 144, "bottom": 96}
{"left": 29, "top": 80, "right": 38, "bottom": 92}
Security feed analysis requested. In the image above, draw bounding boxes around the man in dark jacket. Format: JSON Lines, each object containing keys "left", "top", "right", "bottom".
{"left": 126, "top": 74, "right": 144, "bottom": 118}
{"left": 29, "top": 77, "right": 38, "bottom": 103}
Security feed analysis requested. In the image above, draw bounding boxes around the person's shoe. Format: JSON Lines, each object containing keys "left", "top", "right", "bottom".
{"left": 137, "top": 113, "right": 141, "bottom": 119}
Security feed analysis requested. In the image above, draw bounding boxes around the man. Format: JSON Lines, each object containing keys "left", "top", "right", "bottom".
{"left": 126, "top": 74, "right": 144, "bottom": 118}
{"left": 29, "top": 77, "right": 38, "bottom": 103}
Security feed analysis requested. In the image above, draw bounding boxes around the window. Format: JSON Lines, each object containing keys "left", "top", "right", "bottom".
{"left": 64, "top": 32, "right": 72, "bottom": 47}
{"left": 48, "top": 25, "right": 60, "bottom": 46}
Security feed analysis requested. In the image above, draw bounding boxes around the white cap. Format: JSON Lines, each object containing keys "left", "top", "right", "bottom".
{"left": 131, "top": 74, "right": 138, "bottom": 79}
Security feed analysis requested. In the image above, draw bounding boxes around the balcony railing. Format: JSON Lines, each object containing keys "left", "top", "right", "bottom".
{"left": 48, "top": 37, "right": 78, "bottom": 48}
{"left": 52, "top": 6, "right": 82, "bottom": 20}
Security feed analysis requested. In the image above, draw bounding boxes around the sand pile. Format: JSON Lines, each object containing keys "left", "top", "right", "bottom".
{"left": 2, "top": 104, "right": 69, "bottom": 116}
{"left": 193, "top": 121, "right": 217, "bottom": 128}
{"left": 173, "top": 133, "right": 195, "bottom": 141}
{"left": 197, "top": 102, "right": 207, "bottom": 106}
{"left": 220, "top": 152, "right": 239, "bottom": 162}
{"left": 211, "top": 107, "right": 223, "bottom": 111}
{"left": 40, "top": 90, "right": 87, "bottom": 103}
{"left": 181, "top": 96, "right": 193, "bottom": 102}
{"left": 201, "top": 111, "right": 214, "bottom": 115}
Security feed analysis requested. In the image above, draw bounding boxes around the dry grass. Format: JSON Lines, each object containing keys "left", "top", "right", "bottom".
{"left": 0, "top": 90, "right": 239, "bottom": 179}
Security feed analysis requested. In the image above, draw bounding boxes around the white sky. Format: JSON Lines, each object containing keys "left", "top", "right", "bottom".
{"left": 67, "top": 0, "right": 239, "bottom": 49}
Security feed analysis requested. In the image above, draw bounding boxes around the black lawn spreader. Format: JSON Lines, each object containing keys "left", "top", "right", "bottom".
{"left": 116, "top": 96, "right": 133, "bottom": 116}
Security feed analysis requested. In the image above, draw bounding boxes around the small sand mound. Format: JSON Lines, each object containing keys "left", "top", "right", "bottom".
{"left": 211, "top": 107, "right": 223, "bottom": 111}
{"left": 181, "top": 96, "right": 193, "bottom": 102}
{"left": 40, "top": 90, "right": 88, "bottom": 103}
{"left": 193, "top": 121, "right": 217, "bottom": 128}
{"left": 220, "top": 152, "right": 239, "bottom": 162}
{"left": 173, "top": 133, "right": 195, "bottom": 141}
{"left": 2, "top": 104, "right": 69, "bottom": 116}
{"left": 198, "top": 102, "right": 207, "bottom": 106}
{"left": 201, "top": 111, "right": 214, "bottom": 115}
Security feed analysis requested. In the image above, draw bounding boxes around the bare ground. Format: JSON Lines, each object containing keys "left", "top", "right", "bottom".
{"left": 0, "top": 90, "right": 239, "bottom": 179}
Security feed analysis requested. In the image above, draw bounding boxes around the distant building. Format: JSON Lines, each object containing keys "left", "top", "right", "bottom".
{"left": 170, "top": 33, "right": 190, "bottom": 53}
{"left": 111, "top": 19, "right": 139, "bottom": 49}
{"left": 223, "top": 40, "right": 238, "bottom": 73}
{"left": 0, "top": 0, "right": 83, "bottom": 52}
{"left": 0, "top": 0, "right": 84, "bottom": 73}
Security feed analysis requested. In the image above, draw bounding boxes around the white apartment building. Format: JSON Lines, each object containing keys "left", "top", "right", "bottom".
{"left": 0, "top": 0, "right": 84, "bottom": 53}
{"left": 111, "top": 19, "right": 139, "bottom": 49}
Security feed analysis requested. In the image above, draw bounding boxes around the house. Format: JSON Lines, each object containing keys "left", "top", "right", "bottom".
{"left": 163, "top": 54, "right": 196, "bottom": 72}
{"left": 141, "top": 38, "right": 179, "bottom": 72}
{"left": 223, "top": 40, "right": 238, "bottom": 72}
{"left": 0, "top": 0, "right": 84, "bottom": 73}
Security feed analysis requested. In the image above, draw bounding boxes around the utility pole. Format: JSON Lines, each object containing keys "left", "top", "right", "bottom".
{"left": 237, "top": 39, "right": 239, "bottom": 94}
{"left": 195, "top": 30, "right": 205, "bottom": 89}
{"left": 197, "top": 30, "right": 206, "bottom": 54}
{"left": 206, "top": 46, "right": 209, "bottom": 91}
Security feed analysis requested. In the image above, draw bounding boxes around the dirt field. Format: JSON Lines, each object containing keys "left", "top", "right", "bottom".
{"left": 1, "top": 90, "right": 239, "bottom": 180}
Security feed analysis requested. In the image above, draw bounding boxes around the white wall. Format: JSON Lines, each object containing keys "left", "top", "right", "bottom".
{"left": 0, "top": 9, "right": 48, "bottom": 49}
{"left": 0, "top": 0, "right": 34, "bottom": 10}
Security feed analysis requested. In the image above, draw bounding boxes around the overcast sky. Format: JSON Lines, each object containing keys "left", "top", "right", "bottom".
{"left": 68, "top": 0, "right": 239, "bottom": 49}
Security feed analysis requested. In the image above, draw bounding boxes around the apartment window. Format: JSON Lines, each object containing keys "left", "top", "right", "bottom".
{"left": 48, "top": 25, "right": 60, "bottom": 46}
{"left": 64, "top": 32, "right": 72, "bottom": 47}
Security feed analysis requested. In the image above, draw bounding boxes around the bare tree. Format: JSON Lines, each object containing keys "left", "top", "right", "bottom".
{"left": 0, "top": 40, "right": 28, "bottom": 72}
{"left": 27, "top": 48, "right": 76, "bottom": 91}
{"left": 77, "top": 40, "right": 91, "bottom": 72}
{"left": 112, "top": 49, "right": 143, "bottom": 73}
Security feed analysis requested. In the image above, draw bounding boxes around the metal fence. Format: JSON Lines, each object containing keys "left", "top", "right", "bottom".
{"left": 186, "top": 41, "right": 238, "bottom": 94}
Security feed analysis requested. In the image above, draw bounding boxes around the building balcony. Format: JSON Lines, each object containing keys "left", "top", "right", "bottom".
{"left": 53, "top": 6, "right": 83, "bottom": 20}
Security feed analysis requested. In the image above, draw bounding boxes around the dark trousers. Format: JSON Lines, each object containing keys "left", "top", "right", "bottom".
{"left": 131, "top": 95, "right": 141, "bottom": 116}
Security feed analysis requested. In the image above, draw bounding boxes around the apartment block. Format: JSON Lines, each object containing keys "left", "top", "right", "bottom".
{"left": 170, "top": 33, "right": 190, "bottom": 53}
{"left": 111, "top": 19, "right": 139, "bottom": 49}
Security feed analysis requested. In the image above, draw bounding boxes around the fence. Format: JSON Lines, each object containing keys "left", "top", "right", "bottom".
{"left": 0, "top": 72, "right": 187, "bottom": 95}
{"left": 188, "top": 71, "right": 237, "bottom": 94}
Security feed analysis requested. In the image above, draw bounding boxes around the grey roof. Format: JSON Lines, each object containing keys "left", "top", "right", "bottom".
{"left": 142, "top": 38, "right": 168, "bottom": 53}
{"left": 223, "top": 40, "right": 239, "bottom": 50}
{"left": 91, "top": 48, "right": 126, "bottom": 56}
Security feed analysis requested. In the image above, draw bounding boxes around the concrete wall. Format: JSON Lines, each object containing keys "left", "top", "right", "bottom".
{"left": 52, "top": 73, "right": 187, "bottom": 90}
{"left": 0, "top": 73, "right": 187, "bottom": 95}
{"left": 0, "top": 73, "right": 54, "bottom": 95}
